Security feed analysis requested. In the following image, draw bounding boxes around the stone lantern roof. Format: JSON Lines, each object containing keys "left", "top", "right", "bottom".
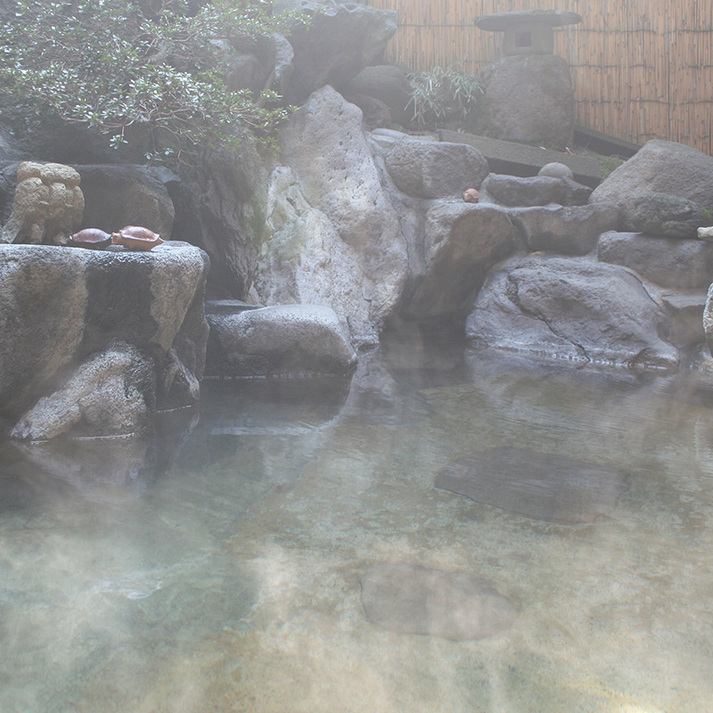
{"left": 475, "top": 9, "right": 582, "bottom": 56}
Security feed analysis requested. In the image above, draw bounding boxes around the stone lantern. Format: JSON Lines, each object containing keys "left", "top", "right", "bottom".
{"left": 474, "top": 9, "right": 582, "bottom": 56}
{"left": 472, "top": 9, "right": 582, "bottom": 150}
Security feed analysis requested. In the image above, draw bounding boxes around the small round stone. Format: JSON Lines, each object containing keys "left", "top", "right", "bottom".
{"left": 538, "top": 162, "right": 574, "bottom": 180}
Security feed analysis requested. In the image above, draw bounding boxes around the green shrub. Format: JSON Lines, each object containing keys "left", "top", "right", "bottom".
{"left": 406, "top": 66, "right": 482, "bottom": 130}
{"left": 0, "top": 0, "right": 306, "bottom": 163}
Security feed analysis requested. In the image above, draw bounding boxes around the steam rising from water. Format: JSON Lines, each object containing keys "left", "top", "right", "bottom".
{"left": 1, "top": 351, "right": 713, "bottom": 711}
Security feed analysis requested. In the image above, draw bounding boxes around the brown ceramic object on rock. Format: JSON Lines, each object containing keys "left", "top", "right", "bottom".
{"left": 67, "top": 228, "right": 112, "bottom": 249}
{"left": 111, "top": 226, "right": 163, "bottom": 251}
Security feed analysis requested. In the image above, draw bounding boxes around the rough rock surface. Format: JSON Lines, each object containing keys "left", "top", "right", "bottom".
{"left": 11, "top": 343, "right": 154, "bottom": 441}
{"left": 384, "top": 139, "right": 489, "bottom": 199}
{"left": 480, "top": 174, "right": 566, "bottom": 207}
{"left": 559, "top": 177, "right": 596, "bottom": 206}
{"left": 282, "top": 0, "right": 398, "bottom": 105}
{"left": 212, "top": 34, "right": 277, "bottom": 94}
{"left": 466, "top": 254, "right": 680, "bottom": 370}
{"left": 0, "top": 242, "right": 209, "bottom": 436}
{"left": 476, "top": 55, "right": 575, "bottom": 150}
{"left": 626, "top": 191, "right": 707, "bottom": 239}
{"left": 255, "top": 86, "right": 408, "bottom": 346}
{"left": 589, "top": 140, "right": 713, "bottom": 230}
{"left": 1, "top": 245, "right": 92, "bottom": 416}
{"left": 206, "top": 303, "right": 357, "bottom": 377}
{"left": 598, "top": 231, "right": 713, "bottom": 290}
{"left": 278, "top": 86, "right": 400, "bottom": 250}
{"left": 661, "top": 290, "right": 707, "bottom": 350}
{"left": 271, "top": 33, "right": 296, "bottom": 96}
{"left": 344, "top": 94, "right": 392, "bottom": 129}
{"left": 0, "top": 117, "right": 118, "bottom": 166}
{"left": 170, "top": 136, "right": 269, "bottom": 299}
{"left": 339, "top": 64, "right": 413, "bottom": 127}
{"left": 480, "top": 173, "right": 592, "bottom": 207}
{"left": 510, "top": 203, "right": 620, "bottom": 255}
{"left": 402, "top": 202, "right": 517, "bottom": 321}
{"left": 76, "top": 165, "right": 175, "bottom": 238}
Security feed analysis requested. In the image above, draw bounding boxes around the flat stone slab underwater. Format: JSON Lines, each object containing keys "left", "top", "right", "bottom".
{"left": 435, "top": 446, "right": 629, "bottom": 524}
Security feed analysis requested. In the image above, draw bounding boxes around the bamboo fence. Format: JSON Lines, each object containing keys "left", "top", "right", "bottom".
{"left": 370, "top": 0, "right": 713, "bottom": 155}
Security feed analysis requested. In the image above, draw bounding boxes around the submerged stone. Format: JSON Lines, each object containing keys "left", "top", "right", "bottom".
{"left": 435, "top": 446, "right": 628, "bottom": 523}
{"left": 360, "top": 562, "right": 517, "bottom": 641}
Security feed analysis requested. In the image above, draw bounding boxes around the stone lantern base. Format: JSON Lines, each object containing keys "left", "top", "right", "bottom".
{"left": 475, "top": 54, "right": 575, "bottom": 151}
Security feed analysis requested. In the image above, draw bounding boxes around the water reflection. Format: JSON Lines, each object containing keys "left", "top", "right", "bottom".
{"left": 1, "top": 346, "right": 712, "bottom": 712}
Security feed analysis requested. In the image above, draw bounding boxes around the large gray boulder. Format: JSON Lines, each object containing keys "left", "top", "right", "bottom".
{"left": 661, "top": 290, "right": 707, "bottom": 351}
{"left": 210, "top": 34, "right": 278, "bottom": 94}
{"left": 402, "top": 202, "right": 517, "bottom": 321}
{"left": 476, "top": 55, "right": 575, "bottom": 150}
{"left": 466, "top": 254, "right": 680, "bottom": 370}
{"left": 281, "top": 0, "right": 398, "bottom": 105}
{"left": 510, "top": 203, "right": 620, "bottom": 255}
{"left": 480, "top": 173, "right": 592, "bottom": 207}
{"left": 170, "top": 134, "right": 269, "bottom": 299}
{"left": 343, "top": 93, "right": 392, "bottom": 130}
{"left": 1, "top": 245, "right": 91, "bottom": 417}
{"left": 206, "top": 303, "right": 357, "bottom": 377}
{"left": 255, "top": 86, "right": 408, "bottom": 346}
{"left": 384, "top": 139, "right": 489, "bottom": 199}
{"left": 625, "top": 192, "right": 708, "bottom": 239}
{"left": 598, "top": 231, "right": 713, "bottom": 290}
{"left": 339, "top": 64, "right": 413, "bottom": 127}
{"left": 480, "top": 174, "right": 566, "bottom": 207}
{"left": 589, "top": 140, "right": 713, "bottom": 234}
{"left": 278, "top": 86, "right": 400, "bottom": 250}
{"left": 0, "top": 242, "right": 209, "bottom": 436}
{"left": 0, "top": 118, "right": 117, "bottom": 166}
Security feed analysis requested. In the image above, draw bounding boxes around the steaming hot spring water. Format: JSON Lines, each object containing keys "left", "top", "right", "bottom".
{"left": 1, "top": 340, "right": 712, "bottom": 713}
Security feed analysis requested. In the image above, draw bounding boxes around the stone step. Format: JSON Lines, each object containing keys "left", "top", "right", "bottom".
{"left": 438, "top": 129, "right": 602, "bottom": 187}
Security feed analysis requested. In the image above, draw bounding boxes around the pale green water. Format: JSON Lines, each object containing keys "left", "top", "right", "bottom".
{"left": 1, "top": 347, "right": 712, "bottom": 713}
